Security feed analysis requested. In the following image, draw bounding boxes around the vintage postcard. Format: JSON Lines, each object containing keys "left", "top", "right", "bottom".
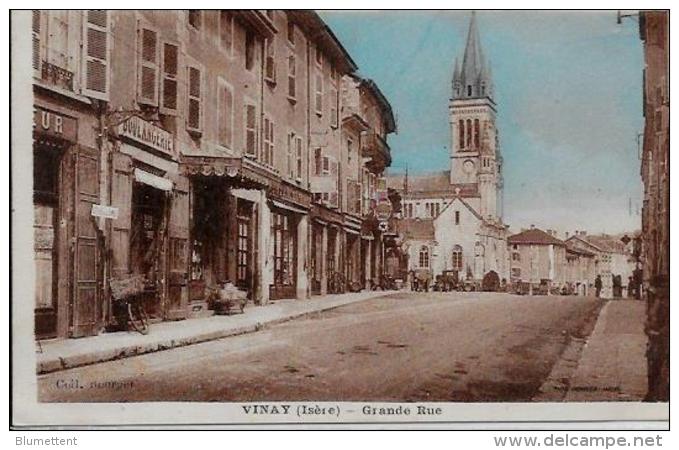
{"left": 11, "top": 8, "right": 669, "bottom": 429}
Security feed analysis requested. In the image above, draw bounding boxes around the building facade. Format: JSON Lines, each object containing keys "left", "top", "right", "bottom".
{"left": 387, "top": 12, "right": 509, "bottom": 285}
{"left": 30, "top": 10, "right": 395, "bottom": 340}
{"left": 639, "top": 10, "right": 669, "bottom": 402}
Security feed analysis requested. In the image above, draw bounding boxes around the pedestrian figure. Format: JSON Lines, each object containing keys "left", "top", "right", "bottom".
{"left": 595, "top": 275, "right": 603, "bottom": 298}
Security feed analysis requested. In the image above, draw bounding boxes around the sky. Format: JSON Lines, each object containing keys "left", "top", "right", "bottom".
{"left": 319, "top": 10, "right": 644, "bottom": 235}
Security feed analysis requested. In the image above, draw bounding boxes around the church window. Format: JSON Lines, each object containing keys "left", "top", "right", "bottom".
{"left": 419, "top": 246, "right": 430, "bottom": 268}
{"left": 408, "top": 203, "right": 413, "bottom": 218}
{"left": 452, "top": 245, "right": 463, "bottom": 271}
{"left": 512, "top": 252, "right": 520, "bottom": 261}
{"left": 435, "top": 203, "right": 440, "bottom": 217}
{"left": 459, "top": 119, "right": 465, "bottom": 149}
{"left": 481, "top": 82, "right": 486, "bottom": 97}
{"left": 474, "top": 119, "right": 480, "bottom": 149}
{"left": 454, "top": 210, "right": 460, "bottom": 225}
{"left": 466, "top": 119, "right": 472, "bottom": 148}
{"left": 467, "top": 85, "right": 472, "bottom": 96}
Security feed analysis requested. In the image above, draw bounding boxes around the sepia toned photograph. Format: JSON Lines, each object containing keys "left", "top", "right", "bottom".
{"left": 11, "top": 7, "right": 669, "bottom": 428}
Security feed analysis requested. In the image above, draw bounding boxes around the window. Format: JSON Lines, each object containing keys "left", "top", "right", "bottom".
{"left": 466, "top": 119, "right": 472, "bottom": 148}
{"left": 408, "top": 203, "right": 413, "bottom": 218}
{"left": 161, "top": 42, "right": 179, "bottom": 112}
{"left": 467, "top": 85, "right": 472, "bottom": 96}
{"left": 219, "top": 11, "right": 233, "bottom": 54}
{"left": 454, "top": 210, "right": 460, "bottom": 225}
{"left": 512, "top": 252, "right": 520, "bottom": 261}
{"left": 186, "top": 65, "right": 202, "bottom": 132}
{"left": 137, "top": 28, "right": 158, "bottom": 106}
{"left": 481, "top": 82, "right": 486, "bottom": 97}
{"left": 314, "top": 148, "right": 323, "bottom": 176}
{"left": 435, "top": 203, "right": 440, "bottom": 217}
{"left": 287, "top": 132, "right": 294, "bottom": 178}
{"left": 287, "top": 19, "right": 295, "bottom": 45}
{"left": 217, "top": 79, "right": 234, "bottom": 148}
{"left": 265, "top": 38, "right": 276, "bottom": 83}
{"left": 474, "top": 119, "right": 480, "bottom": 149}
{"left": 244, "top": 103, "right": 257, "bottom": 156}
{"left": 287, "top": 54, "right": 296, "bottom": 99}
{"left": 315, "top": 46, "right": 322, "bottom": 65}
{"left": 419, "top": 246, "right": 430, "bottom": 268}
{"left": 347, "top": 139, "right": 353, "bottom": 165}
{"left": 46, "top": 10, "right": 69, "bottom": 70}
{"left": 330, "top": 87, "right": 338, "bottom": 127}
{"left": 271, "top": 212, "right": 295, "bottom": 287}
{"left": 82, "top": 10, "right": 110, "bottom": 100}
{"left": 511, "top": 268, "right": 521, "bottom": 278}
{"left": 452, "top": 246, "right": 463, "bottom": 271}
{"left": 245, "top": 31, "right": 255, "bottom": 71}
{"left": 459, "top": 119, "right": 465, "bottom": 149}
{"left": 188, "top": 10, "right": 202, "bottom": 30}
{"left": 314, "top": 71, "right": 323, "bottom": 115}
{"left": 322, "top": 154, "right": 330, "bottom": 175}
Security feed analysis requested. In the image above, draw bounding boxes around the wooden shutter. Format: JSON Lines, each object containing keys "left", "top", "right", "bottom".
{"left": 167, "top": 175, "right": 189, "bottom": 320}
{"left": 82, "top": 10, "right": 109, "bottom": 100}
{"left": 295, "top": 136, "right": 302, "bottom": 179}
{"left": 315, "top": 72, "right": 323, "bottom": 113}
{"left": 138, "top": 26, "right": 159, "bottom": 105}
{"left": 329, "top": 158, "right": 339, "bottom": 208}
{"left": 218, "top": 81, "right": 234, "bottom": 148}
{"left": 110, "top": 152, "right": 133, "bottom": 278}
{"left": 265, "top": 39, "right": 276, "bottom": 82}
{"left": 71, "top": 146, "right": 101, "bottom": 337}
{"left": 245, "top": 104, "right": 256, "bottom": 156}
{"left": 161, "top": 42, "right": 179, "bottom": 112}
{"left": 288, "top": 55, "right": 296, "bottom": 98}
{"left": 330, "top": 87, "right": 338, "bottom": 127}
{"left": 268, "top": 119, "right": 274, "bottom": 165}
{"left": 32, "top": 10, "right": 42, "bottom": 73}
{"left": 186, "top": 66, "right": 202, "bottom": 132}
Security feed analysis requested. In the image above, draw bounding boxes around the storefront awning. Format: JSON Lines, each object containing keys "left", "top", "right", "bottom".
{"left": 270, "top": 199, "right": 308, "bottom": 215}
{"left": 345, "top": 227, "right": 361, "bottom": 235}
{"left": 134, "top": 168, "right": 173, "bottom": 191}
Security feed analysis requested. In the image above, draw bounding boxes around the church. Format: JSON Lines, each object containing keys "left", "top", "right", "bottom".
{"left": 387, "top": 12, "right": 510, "bottom": 286}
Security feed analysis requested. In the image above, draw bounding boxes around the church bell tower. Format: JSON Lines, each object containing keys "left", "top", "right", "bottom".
{"left": 449, "top": 12, "right": 503, "bottom": 220}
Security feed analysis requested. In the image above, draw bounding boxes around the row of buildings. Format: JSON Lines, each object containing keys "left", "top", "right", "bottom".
{"left": 31, "top": 10, "right": 395, "bottom": 340}
{"left": 638, "top": 10, "right": 668, "bottom": 401}
{"left": 385, "top": 12, "right": 636, "bottom": 298}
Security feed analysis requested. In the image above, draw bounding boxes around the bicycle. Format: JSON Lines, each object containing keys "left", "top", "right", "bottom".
{"left": 110, "top": 275, "right": 150, "bottom": 335}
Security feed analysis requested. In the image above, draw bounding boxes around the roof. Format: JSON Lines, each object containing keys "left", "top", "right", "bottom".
{"left": 508, "top": 228, "right": 565, "bottom": 246}
{"left": 393, "top": 218, "right": 435, "bottom": 240}
{"left": 582, "top": 235, "right": 629, "bottom": 254}
{"left": 386, "top": 171, "right": 480, "bottom": 198}
{"left": 350, "top": 74, "right": 396, "bottom": 134}
{"left": 566, "top": 244, "right": 595, "bottom": 258}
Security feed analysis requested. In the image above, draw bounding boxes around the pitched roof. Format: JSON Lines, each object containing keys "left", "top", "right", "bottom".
{"left": 508, "top": 228, "right": 565, "bottom": 246}
{"left": 566, "top": 244, "right": 595, "bottom": 258}
{"left": 582, "top": 235, "right": 629, "bottom": 254}
{"left": 393, "top": 218, "right": 435, "bottom": 240}
{"left": 386, "top": 171, "right": 480, "bottom": 198}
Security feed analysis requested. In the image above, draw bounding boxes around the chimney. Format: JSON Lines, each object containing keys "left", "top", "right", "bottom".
{"left": 565, "top": 232, "right": 570, "bottom": 239}
{"left": 580, "top": 230, "right": 587, "bottom": 236}
{"left": 530, "top": 224, "right": 535, "bottom": 230}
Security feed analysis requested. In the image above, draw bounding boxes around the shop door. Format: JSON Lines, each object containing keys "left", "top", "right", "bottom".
{"left": 167, "top": 175, "right": 189, "bottom": 320}
{"left": 71, "top": 146, "right": 100, "bottom": 337}
{"left": 236, "top": 208, "right": 251, "bottom": 292}
{"left": 33, "top": 149, "right": 61, "bottom": 339}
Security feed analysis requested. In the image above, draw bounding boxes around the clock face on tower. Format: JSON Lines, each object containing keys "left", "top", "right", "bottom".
{"left": 463, "top": 160, "right": 475, "bottom": 174}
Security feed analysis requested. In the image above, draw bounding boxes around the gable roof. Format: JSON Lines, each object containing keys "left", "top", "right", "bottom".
{"left": 508, "top": 228, "right": 565, "bottom": 246}
{"left": 386, "top": 171, "right": 480, "bottom": 198}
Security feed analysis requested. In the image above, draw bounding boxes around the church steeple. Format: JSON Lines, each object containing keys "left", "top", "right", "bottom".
{"left": 453, "top": 11, "right": 493, "bottom": 101}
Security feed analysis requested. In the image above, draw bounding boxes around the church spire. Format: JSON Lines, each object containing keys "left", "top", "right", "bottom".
{"left": 453, "top": 11, "right": 493, "bottom": 100}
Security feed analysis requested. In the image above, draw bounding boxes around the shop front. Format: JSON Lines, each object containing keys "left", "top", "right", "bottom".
{"left": 181, "top": 157, "right": 274, "bottom": 309}
{"left": 267, "top": 179, "right": 311, "bottom": 301}
{"left": 33, "top": 105, "right": 102, "bottom": 339}
{"left": 309, "top": 204, "right": 345, "bottom": 296}
{"left": 344, "top": 216, "right": 363, "bottom": 292}
{"left": 108, "top": 116, "right": 187, "bottom": 323}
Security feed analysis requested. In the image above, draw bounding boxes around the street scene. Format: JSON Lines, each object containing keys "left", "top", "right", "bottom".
{"left": 19, "top": 9, "right": 668, "bottom": 415}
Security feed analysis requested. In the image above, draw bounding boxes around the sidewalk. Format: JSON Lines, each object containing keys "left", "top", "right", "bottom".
{"left": 564, "top": 299, "right": 648, "bottom": 401}
{"left": 36, "top": 290, "right": 391, "bottom": 374}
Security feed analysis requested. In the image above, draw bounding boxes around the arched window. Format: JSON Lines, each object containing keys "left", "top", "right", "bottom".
{"left": 467, "top": 85, "right": 472, "bottom": 97}
{"left": 419, "top": 246, "right": 430, "bottom": 268}
{"left": 474, "top": 119, "right": 480, "bottom": 149}
{"left": 452, "top": 245, "right": 463, "bottom": 271}
{"left": 475, "top": 241, "right": 485, "bottom": 257}
{"left": 481, "top": 82, "right": 486, "bottom": 97}
{"left": 458, "top": 119, "right": 465, "bottom": 149}
{"left": 466, "top": 119, "right": 472, "bottom": 148}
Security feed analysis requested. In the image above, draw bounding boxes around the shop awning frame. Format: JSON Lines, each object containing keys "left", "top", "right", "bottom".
{"left": 134, "top": 168, "right": 173, "bottom": 191}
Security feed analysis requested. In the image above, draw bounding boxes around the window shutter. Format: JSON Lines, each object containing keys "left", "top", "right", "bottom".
{"left": 219, "top": 11, "right": 232, "bottom": 52}
{"left": 265, "top": 39, "right": 276, "bottom": 82}
{"left": 218, "top": 82, "right": 233, "bottom": 148}
{"left": 82, "top": 10, "right": 109, "bottom": 100}
{"left": 138, "top": 27, "right": 159, "bottom": 105}
{"left": 330, "top": 87, "right": 338, "bottom": 127}
{"left": 315, "top": 72, "right": 323, "bottom": 114}
{"left": 288, "top": 55, "right": 296, "bottom": 98}
{"left": 268, "top": 120, "right": 274, "bottom": 164}
{"left": 161, "top": 42, "right": 179, "bottom": 112}
{"left": 186, "top": 66, "right": 202, "bottom": 132}
{"left": 32, "top": 10, "right": 42, "bottom": 72}
{"left": 296, "top": 137, "right": 303, "bottom": 179}
{"left": 245, "top": 104, "right": 256, "bottom": 156}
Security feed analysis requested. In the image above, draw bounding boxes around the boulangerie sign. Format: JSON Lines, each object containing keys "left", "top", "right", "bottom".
{"left": 117, "top": 115, "right": 175, "bottom": 157}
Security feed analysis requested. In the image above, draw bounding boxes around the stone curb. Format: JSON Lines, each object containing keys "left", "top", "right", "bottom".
{"left": 37, "top": 292, "right": 390, "bottom": 375}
